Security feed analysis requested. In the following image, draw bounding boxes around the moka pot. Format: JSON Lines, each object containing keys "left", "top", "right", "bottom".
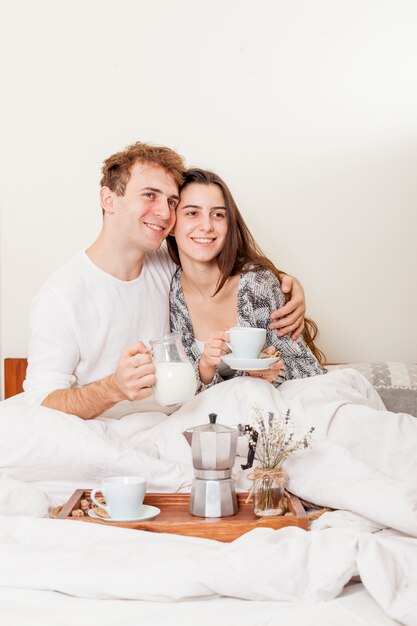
{"left": 182, "top": 413, "right": 239, "bottom": 518}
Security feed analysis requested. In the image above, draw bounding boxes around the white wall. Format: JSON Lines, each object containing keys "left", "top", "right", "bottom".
{"left": 1, "top": 0, "right": 417, "bottom": 396}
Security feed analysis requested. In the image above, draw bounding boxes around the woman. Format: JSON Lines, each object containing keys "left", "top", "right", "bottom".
{"left": 159, "top": 169, "right": 417, "bottom": 539}
{"left": 167, "top": 168, "right": 326, "bottom": 391}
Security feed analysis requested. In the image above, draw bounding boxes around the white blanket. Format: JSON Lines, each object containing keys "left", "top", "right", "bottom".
{"left": 0, "top": 369, "right": 416, "bottom": 624}
{"left": 0, "top": 516, "right": 415, "bottom": 624}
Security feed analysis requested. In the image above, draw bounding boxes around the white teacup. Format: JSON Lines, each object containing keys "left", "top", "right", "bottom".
{"left": 91, "top": 476, "right": 146, "bottom": 519}
{"left": 228, "top": 327, "right": 266, "bottom": 359}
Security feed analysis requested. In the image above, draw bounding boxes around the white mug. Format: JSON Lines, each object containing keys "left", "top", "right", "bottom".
{"left": 227, "top": 327, "right": 266, "bottom": 359}
{"left": 91, "top": 476, "right": 146, "bottom": 519}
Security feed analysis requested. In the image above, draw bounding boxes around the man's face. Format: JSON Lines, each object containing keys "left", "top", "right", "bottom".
{"left": 107, "top": 162, "right": 179, "bottom": 255}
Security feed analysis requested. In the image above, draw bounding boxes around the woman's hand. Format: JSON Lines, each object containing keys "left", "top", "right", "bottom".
{"left": 247, "top": 360, "right": 283, "bottom": 383}
{"left": 199, "top": 331, "right": 230, "bottom": 384}
{"left": 246, "top": 345, "right": 283, "bottom": 383}
{"left": 269, "top": 275, "right": 306, "bottom": 340}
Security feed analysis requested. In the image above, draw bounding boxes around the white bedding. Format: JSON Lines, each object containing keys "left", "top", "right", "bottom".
{"left": 0, "top": 369, "right": 416, "bottom": 625}
{"left": 0, "top": 584, "right": 400, "bottom": 626}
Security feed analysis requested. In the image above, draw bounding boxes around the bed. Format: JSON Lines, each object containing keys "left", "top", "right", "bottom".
{"left": 1, "top": 358, "right": 416, "bottom": 626}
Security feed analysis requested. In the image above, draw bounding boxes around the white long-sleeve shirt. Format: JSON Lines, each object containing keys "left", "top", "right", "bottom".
{"left": 24, "top": 247, "right": 176, "bottom": 417}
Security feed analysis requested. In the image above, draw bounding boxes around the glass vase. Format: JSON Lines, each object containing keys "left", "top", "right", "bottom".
{"left": 253, "top": 471, "right": 288, "bottom": 517}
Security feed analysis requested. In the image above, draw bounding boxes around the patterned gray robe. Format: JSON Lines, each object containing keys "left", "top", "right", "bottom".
{"left": 169, "top": 267, "right": 326, "bottom": 392}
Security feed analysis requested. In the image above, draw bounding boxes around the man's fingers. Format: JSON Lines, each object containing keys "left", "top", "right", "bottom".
{"left": 132, "top": 362, "right": 156, "bottom": 378}
{"left": 127, "top": 385, "right": 154, "bottom": 402}
{"left": 122, "top": 371, "right": 156, "bottom": 400}
{"left": 276, "top": 318, "right": 304, "bottom": 337}
{"left": 119, "top": 364, "right": 155, "bottom": 396}
{"left": 115, "top": 345, "right": 156, "bottom": 401}
{"left": 129, "top": 368, "right": 156, "bottom": 385}
{"left": 270, "top": 300, "right": 304, "bottom": 322}
{"left": 269, "top": 309, "right": 305, "bottom": 333}
{"left": 269, "top": 316, "right": 301, "bottom": 333}
{"left": 137, "top": 387, "right": 154, "bottom": 400}
{"left": 132, "top": 352, "right": 154, "bottom": 368}
{"left": 124, "top": 341, "right": 151, "bottom": 357}
{"left": 127, "top": 372, "right": 156, "bottom": 393}
{"left": 137, "top": 373, "right": 156, "bottom": 388}
{"left": 291, "top": 321, "right": 305, "bottom": 341}
{"left": 280, "top": 275, "right": 292, "bottom": 293}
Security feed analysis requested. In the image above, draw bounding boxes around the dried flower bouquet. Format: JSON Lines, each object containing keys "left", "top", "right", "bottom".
{"left": 238, "top": 406, "right": 314, "bottom": 517}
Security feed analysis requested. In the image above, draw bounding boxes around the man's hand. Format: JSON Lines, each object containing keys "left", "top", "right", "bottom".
{"left": 42, "top": 341, "right": 155, "bottom": 420}
{"left": 269, "top": 275, "right": 306, "bottom": 340}
{"left": 111, "top": 342, "right": 156, "bottom": 401}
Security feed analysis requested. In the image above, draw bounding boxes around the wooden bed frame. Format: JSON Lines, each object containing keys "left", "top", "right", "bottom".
{"left": 4, "top": 358, "right": 28, "bottom": 399}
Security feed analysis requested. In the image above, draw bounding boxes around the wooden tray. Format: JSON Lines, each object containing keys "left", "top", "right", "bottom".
{"left": 57, "top": 490, "right": 308, "bottom": 542}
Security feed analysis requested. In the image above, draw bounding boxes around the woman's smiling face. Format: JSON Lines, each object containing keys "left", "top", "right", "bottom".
{"left": 173, "top": 183, "right": 228, "bottom": 265}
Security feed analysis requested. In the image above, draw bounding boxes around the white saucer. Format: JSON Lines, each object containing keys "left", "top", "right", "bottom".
{"left": 221, "top": 355, "right": 280, "bottom": 371}
{"left": 88, "top": 504, "right": 161, "bottom": 523}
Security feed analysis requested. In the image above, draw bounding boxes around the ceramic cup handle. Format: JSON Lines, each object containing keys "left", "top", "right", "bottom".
{"left": 90, "top": 489, "right": 110, "bottom": 517}
{"left": 224, "top": 331, "right": 232, "bottom": 353}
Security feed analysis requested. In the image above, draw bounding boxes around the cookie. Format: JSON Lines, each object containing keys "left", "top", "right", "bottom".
{"left": 92, "top": 504, "right": 110, "bottom": 519}
{"left": 260, "top": 349, "right": 281, "bottom": 359}
{"left": 50, "top": 505, "right": 63, "bottom": 518}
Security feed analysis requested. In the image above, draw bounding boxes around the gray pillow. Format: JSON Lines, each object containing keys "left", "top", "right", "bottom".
{"left": 327, "top": 362, "right": 417, "bottom": 417}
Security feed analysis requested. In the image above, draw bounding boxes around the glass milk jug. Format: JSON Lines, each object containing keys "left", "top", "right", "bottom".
{"left": 149, "top": 332, "right": 197, "bottom": 407}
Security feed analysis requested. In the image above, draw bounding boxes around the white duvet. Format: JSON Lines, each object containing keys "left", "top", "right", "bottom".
{"left": 0, "top": 369, "right": 416, "bottom": 625}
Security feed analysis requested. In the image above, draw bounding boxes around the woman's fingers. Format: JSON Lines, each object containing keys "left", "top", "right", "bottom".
{"left": 261, "top": 345, "right": 279, "bottom": 355}
{"left": 206, "top": 339, "right": 230, "bottom": 355}
{"left": 247, "top": 370, "right": 276, "bottom": 382}
{"left": 247, "top": 360, "right": 283, "bottom": 383}
{"left": 202, "top": 341, "right": 229, "bottom": 367}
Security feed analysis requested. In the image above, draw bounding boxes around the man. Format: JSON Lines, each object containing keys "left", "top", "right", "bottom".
{"left": 23, "top": 142, "right": 307, "bottom": 420}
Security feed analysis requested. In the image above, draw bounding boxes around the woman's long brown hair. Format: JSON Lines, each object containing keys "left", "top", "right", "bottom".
{"left": 167, "top": 168, "right": 325, "bottom": 364}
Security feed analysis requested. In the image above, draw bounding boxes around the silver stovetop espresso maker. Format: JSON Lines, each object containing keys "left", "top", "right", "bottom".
{"left": 183, "top": 413, "right": 238, "bottom": 518}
